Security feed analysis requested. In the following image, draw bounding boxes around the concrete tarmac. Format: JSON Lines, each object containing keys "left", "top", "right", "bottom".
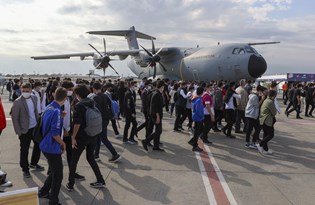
{"left": 0, "top": 94, "right": 315, "bottom": 205}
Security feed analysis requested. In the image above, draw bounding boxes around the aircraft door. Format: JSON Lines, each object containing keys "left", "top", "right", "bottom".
{"left": 192, "top": 69, "right": 200, "bottom": 81}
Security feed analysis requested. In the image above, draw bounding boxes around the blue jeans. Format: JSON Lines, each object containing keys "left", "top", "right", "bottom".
{"left": 94, "top": 120, "right": 118, "bottom": 157}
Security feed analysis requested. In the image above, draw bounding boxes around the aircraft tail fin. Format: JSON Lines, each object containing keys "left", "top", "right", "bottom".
{"left": 87, "top": 26, "right": 156, "bottom": 50}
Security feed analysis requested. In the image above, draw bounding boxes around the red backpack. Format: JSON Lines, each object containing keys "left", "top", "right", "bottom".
{"left": 0, "top": 97, "right": 6, "bottom": 131}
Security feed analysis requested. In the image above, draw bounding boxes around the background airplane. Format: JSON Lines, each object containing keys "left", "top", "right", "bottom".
{"left": 31, "top": 26, "right": 279, "bottom": 81}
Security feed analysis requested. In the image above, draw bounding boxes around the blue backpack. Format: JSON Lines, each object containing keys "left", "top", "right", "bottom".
{"left": 111, "top": 100, "right": 120, "bottom": 119}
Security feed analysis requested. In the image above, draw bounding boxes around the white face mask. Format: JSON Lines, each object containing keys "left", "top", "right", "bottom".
{"left": 22, "top": 92, "right": 31, "bottom": 99}
{"left": 67, "top": 91, "right": 73, "bottom": 96}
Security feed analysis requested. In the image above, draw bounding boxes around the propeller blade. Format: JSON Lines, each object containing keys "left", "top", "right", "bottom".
{"left": 153, "top": 65, "right": 157, "bottom": 79}
{"left": 96, "top": 62, "right": 102, "bottom": 69}
{"left": 103, "top": 38, "right": 106, "bottom": 55}
{"left": 156, "top": 47, "right": 164, "bottom": 55}
{"left": 108, "top": 63, "right": 120, "bottom": 76}
{"left": 140, "top": 45, "right": 153, "bottom": 57}
{"left": 89, "top": 44, "right": 103, "bottom": 57}
{"left": 151, "top": 39, "right": 155, "bottom": 54}
{"left": 159, "top": 62, "right": 167, "bottom": 72}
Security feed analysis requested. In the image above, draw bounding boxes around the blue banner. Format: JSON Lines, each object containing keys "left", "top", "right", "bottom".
{"left": 287, "top": 73, "right": 315, "bottom": 82}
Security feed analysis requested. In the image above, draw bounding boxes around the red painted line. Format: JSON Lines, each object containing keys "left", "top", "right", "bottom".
{"left": 199, "top": 140, "right": 230, "bottom": 205}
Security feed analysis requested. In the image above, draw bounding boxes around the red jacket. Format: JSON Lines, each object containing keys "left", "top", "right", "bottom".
{"left": 0, "top": 97, "right": 6, "bottom": 131}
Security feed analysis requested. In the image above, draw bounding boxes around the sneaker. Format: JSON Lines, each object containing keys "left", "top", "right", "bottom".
{"left": 109, "top": 154, "right": 121, "bottom": 163}
{"left": 178, "top": 126, "right": 184, "bottom": 130}
{"left": 173, "top": 128, "right": 181, "bottom": 132}
{"left": 245, "top": 143, "right": 250, "bottom": 149}
{"left": 66, "top": 183, "right": 74, "bottom": 192}
{"left": 141, "top": 140, "right": 148, "bottom": 151}
{"left": 23, "top": 171, "right": 31, "bottom": 178}
{"left": 203, "top": 140, "right": 213, "bottom": 145}
{"left": 257, "top": 144, "right": 263, "bottom": 154}
{"left": 188, "top": 140, "right": 194, "bottom": 147}
{"left": 266, "top": 149, "right": 273, "bottom": 155}
{"left": 129, "top": 139, "right": 138, "bottom": 144}
{"left": 29, "top": 164, "right": 45, "bottom": 171}
{"left": 90, "top": 181, "right": 105, "bottom": 188}
{"left": 74, "top": 173, "right": 85, "bottom": 181}
{"left": 94, "top": 156, "right": 101, "bottom": 162}
{"left": 192, "top": 146, "right": 203, "bottom": 152}
{"left": 153, "top": 147, "right": 165, "bottom": 152}
{"left": 249, "top": 143, "right": 258, "bottom": 150}
{"left": 1, "top": 180, "right": 13, "bottom": 187}
{"left": 228, "top": 135, "right": 236, "bottom": 139}
{"left": 38, "top": 191, "right": 49, "bottom": 199}
{"left": 115, "top": 134, "right": 122, "bottom": 139}
{"left": 147, "top": 142, "right": 153, "bottom": 147}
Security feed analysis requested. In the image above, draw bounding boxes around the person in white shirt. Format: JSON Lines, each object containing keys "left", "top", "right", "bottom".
{"left": 11, "top": 83, "right": 44, "bottom": 178}
{"left": 222, "top": 82, "right": 241, "bottom": 138}
{"left": 32, "top": 81, "right": 42, "bottom": 114}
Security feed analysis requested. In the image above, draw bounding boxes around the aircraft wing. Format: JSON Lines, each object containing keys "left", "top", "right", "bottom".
{"left": 31, "top": 52, "right": 95, "bottom": 60}
{"left": 31, "top": 50, "right": 141, "bottom": 60}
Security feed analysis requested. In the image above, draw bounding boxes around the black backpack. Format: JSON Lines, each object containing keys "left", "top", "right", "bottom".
{"left": 33, "top": 106, "right": 54, "bottom": 144}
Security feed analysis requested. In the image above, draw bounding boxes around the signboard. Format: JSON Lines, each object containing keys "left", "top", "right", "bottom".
{"left": 0, "top": 187, "right": 38, "bottom": 205}
{"left": 287, "top": 73, "right": 315, "bottom": 82}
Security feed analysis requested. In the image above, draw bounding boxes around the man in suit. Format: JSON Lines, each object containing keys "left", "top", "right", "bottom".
{"left": 11, "top": 83, "right": 44, "bottom": 178}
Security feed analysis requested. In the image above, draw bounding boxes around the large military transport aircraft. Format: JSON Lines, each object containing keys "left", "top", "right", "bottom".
{"left": 31, "top": 26, "right": 279, "bottom": 81}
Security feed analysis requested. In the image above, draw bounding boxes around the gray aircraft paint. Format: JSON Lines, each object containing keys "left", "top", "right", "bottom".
{"left": 31, "top": 26, "right": 272, "bottom": 81}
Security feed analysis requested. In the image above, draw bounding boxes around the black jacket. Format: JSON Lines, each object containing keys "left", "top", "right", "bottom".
{"left": 150, "top": 90, "right": 164, "bottom": 119}
{"left": 73, "top": 98, "right": 98, "bottom": 141}
{"left": 124, "top": 89, "right": 136, "bottom": 116}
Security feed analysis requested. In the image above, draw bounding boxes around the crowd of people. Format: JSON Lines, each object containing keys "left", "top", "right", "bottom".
{"left": 0, "top": 76, "right": 314, "bottom": 204}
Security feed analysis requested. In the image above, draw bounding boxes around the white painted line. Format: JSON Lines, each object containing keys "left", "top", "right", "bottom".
{"left": 195, "top": 151, "right": 217, "bottom": 205}
{"left": 204, "top": 145, "right": 238, "bottom": 205}
{"left": 6, "top": 118, "right": 11, "bottom": 121}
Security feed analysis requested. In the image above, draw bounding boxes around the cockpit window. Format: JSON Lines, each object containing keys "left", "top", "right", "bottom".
{"left": 232, "top": 48, "right": 239, "bottom": 54}
{"left": 239, "top": 48, "right": 245, "bottom": 54}
{"left": 245, "top": 46, "right": 258, "bottom": 54}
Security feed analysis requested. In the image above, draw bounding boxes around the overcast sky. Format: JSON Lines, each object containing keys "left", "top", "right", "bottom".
{"left": 0, "top": 0, "right": 314, "bottom": 77}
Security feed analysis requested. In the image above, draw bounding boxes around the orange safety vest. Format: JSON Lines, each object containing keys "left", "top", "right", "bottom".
{"left": 282, "top": 83, "right": 288, "bottom": 92}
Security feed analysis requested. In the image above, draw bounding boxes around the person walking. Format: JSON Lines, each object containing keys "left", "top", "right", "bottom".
{"left": 66, "top": 84, "right": 106, "bottom": 191}
{"left": 221, "top": 82, "right": 241, "bottom": 138}
{"left": 257, "top": 90, "right": 278, "bottom": 155}
{"left": 141, "top": 80, "right": 165, "bottom": 152}
{"left": 92, "top": 82, "right": 121, "bottom": 163}
{"left": 11, "top": 83, "right": 44, "bottom": 178}
{"left": 123, "top": 81, "right": 138, "bottom": 144}
{"left": 188, "top": 87, "right": 205, "bottom": 152}
{"left": 38, "top": 87, "right": 67, "bottom": 205}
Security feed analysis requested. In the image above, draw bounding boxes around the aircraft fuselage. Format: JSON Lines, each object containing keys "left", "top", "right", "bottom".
{"left": 128, "top": 43, "right": 266, "bottom": 81}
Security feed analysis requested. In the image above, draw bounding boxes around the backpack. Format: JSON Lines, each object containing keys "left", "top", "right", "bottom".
{"left": 33, "top": 106, "right": 54, "bottom": 144}
{"left": 111, "top": 100, "right": 120, "bottom": 119}
{"left": 84, "top": 105, "right": 103, "bottom": 137}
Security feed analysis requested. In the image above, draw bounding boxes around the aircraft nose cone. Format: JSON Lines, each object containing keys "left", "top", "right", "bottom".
{"left": 248, "top": 55, "right": 267, "bottom": 78}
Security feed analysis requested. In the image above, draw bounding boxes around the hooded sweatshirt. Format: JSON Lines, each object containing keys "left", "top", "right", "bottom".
{"left": 192, "top": 96, "right": 204, "bottom": 122}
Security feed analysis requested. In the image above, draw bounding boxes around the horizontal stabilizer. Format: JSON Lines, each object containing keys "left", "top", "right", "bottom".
{"left": 87, "top": 26, "right": 156, "bottom": 40}
{"left": 248, "top": 42, "right": 280, "bottom": 45}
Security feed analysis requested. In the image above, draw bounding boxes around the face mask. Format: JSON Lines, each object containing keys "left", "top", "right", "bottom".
{"left": 147, "top": 86, "right": 152, "bottom": 90}
{"left": 41, "top": 87, "right": 47, "bottom": 91}
{"left": 22, "top": 92, "right": 31, "bottom": 99}
{"left": 67, "top": 91, "right": 73, "bottom": 96}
